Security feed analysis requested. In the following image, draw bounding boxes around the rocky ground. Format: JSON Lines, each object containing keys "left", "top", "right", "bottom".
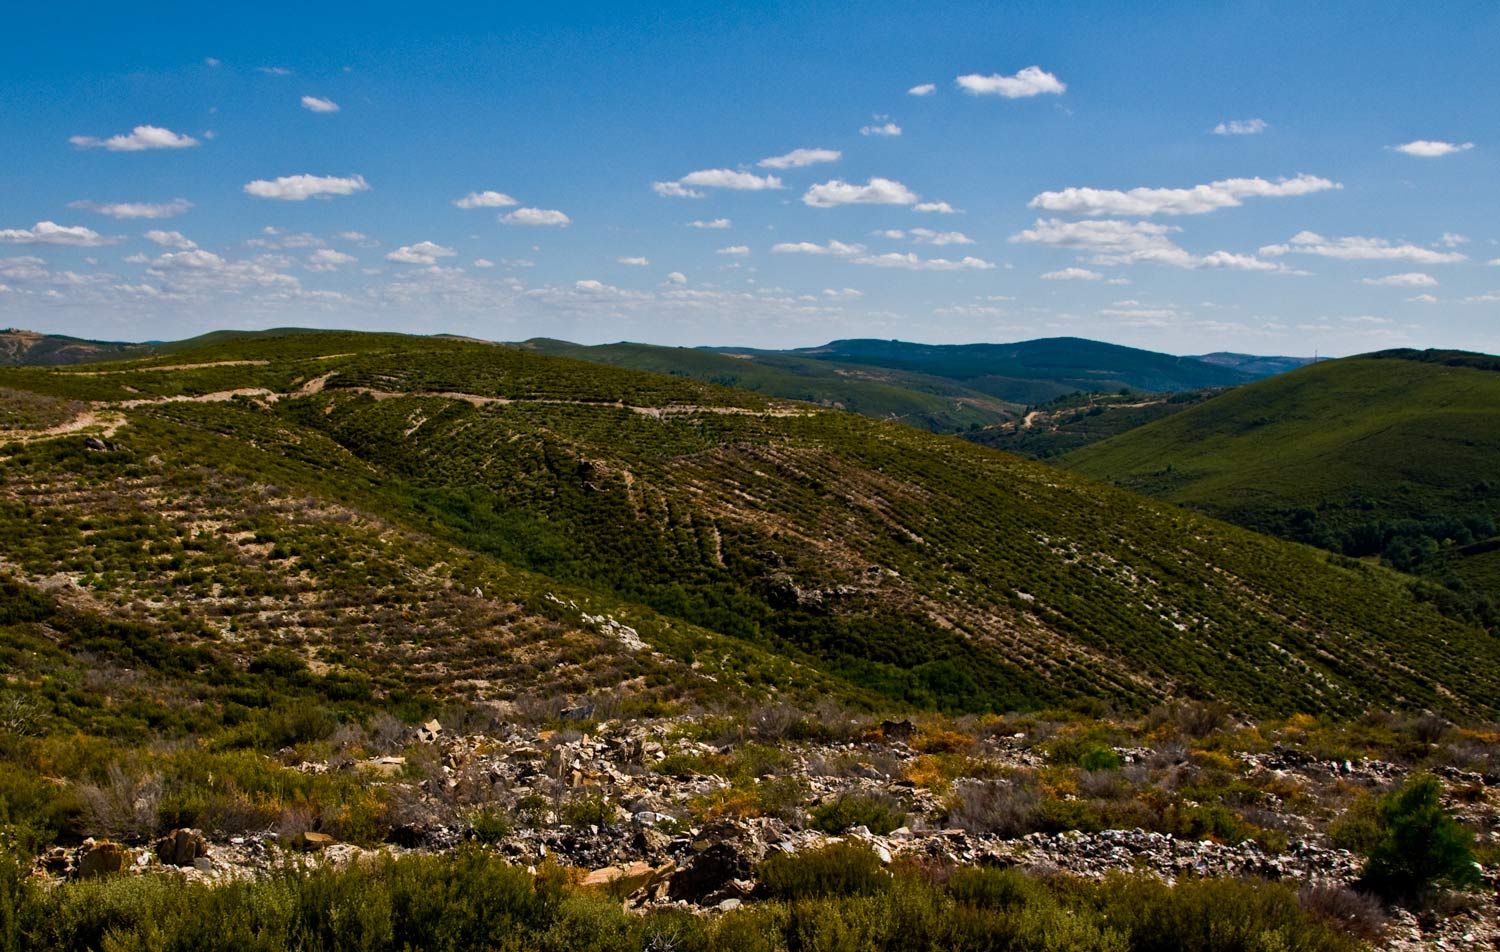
{"left": 31, "top": 713, "right": 1500, "bottom": 950}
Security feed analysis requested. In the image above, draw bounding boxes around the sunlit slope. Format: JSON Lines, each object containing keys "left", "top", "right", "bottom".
{"left": 2, "top": 332, "right": 1496, "bottom": 718}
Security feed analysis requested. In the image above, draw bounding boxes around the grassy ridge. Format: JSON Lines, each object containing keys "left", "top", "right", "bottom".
{"left": 1062, "top": 353, "right": 1500, "bottom": 614}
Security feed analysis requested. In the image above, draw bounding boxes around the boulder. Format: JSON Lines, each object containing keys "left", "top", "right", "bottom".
{"left": 156, "top": 828, "right": 209, "bottom": 867}
{"left": 580, "top": 860, "right": 674, "bottom": 898}
{"left": 288, "top": 831, "right": 335, "bottom": 852}
{"left": 880, "top": 719, "right": 917, "bottom": 741}
{"left": 668, "top": 842, "right": 755, "bottom": 903}
{"left": 77, "top": 840, "right": 129, "bottom": 878}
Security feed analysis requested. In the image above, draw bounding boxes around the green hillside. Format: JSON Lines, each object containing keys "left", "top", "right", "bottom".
{"left": 1, "top": 331, "right": 1496, "bottom": 721}
{"left": 971, "top": 388, "right": 1221, "bottom": 459}
{"left": 786, "top": 337, "right": 1256, "bottom": 398}
{"left": 515, "top": 338, "right": 1019, "bottom": 432}
{"left": 1063, "top": 351, "right": 1500, "bottom": 622}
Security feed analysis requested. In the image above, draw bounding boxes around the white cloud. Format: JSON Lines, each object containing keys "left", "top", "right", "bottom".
{"left": 1441, "top": 232, "right": 1468, "bottom": 247}
{"left": 70, "top": 125, "right": 200, "bottom": 152}
{"left": 1011, "top": 218, "right": 1285, "bottom": 271}
{"left": 144, "top": 230, "right": 197, "bottom": 251}
{"left": 716, "top": 245, "right": 750, "bottom": 256}
{"left": 1041, "top": 267, "right": 1103, "bottom": 281}
{"left": 258, "top": 66, "right": 293, "bottom": 76}
{"left": 301, "top": 95, "right": 339, "bottom": 113}
{"left": 666, "top": 271, "right": 687, "bottom": 285}
{"left": 684, "top": 169, "right": 783, "bottom": 190}
{"left": 204, "top": 57, "right": 221, "bottom": 67}
{"left": 860, "top": 121, "right": 902, "bottom": 137}
{"left": 307, "top": 248, "right": 356, "bottom": 271}
{"left": 908, "top": 228, "right": 972, "bottom": 246}
{"left": 617, "top": 256, "right": 650, "bottom": 266}
{"left": 908, "top": 83, "right": 936, "bottom": 96}
{"left": 501, "top": 207, "right": 571, "bottom": 226}
{"left": 472, "top": 258, "right": 496, "bottom": 269}
{"left": 758, "top": 148, "right": 841, "bottom": 169}
{"left": 1391, "top": 140, "right": 1474, "bottom": 157}
{"left": 1259, "top": 231, "right": 1468, "bottom": 264}
{"left": 914, "top": 201, "right": 960, "bottom": 214}
{"left": 823, "top": 287, "right": 863, "bottom": 298}
{"left": 955, "top": 66, "right": 1066, "bottom": 98}
{"left": 1213, "top": 119, "right": 1268, "bottom": 135}
{"left": 1406, "top": 293, "right": 1439, "bottom": 304}
{"left": 851, "top": 252, "right": 996, "bottom": 271}
{"left": 1028, "top": 174, "right": 1339, "bottom": 217}
{"left": 0, "top": 221, "right": 114, "bottom": 247}
{"left": 243, "top": 173, "right": 370, "bottom": 201}
{"left": 771, "top": 240, "right": 865, "bottom": 256}
{"left": 68, "top": 199, "right": 192, "bottom": 220}
{"left": 803, "top": 177, "right": 918, "bottom": 208}
{"left": 574, "top": 279, "right": 618, "bottom": 293}
{"left": 454, "top": 190, "right": 518, "bottom": 209}
{"left": 653, "top": 181, "right": 704, "bottom": 198}
{"left": 1463, "top": 292, "right": 1500, "bottom": 303}
{"left": 386, "top": 241, "right": 457, "bottom": 265}
{"left": 689, "top": 218, "right": 731, "bottom": 229}
{"left": 1361, "top": 272, "right": 1437, "bottom": 287}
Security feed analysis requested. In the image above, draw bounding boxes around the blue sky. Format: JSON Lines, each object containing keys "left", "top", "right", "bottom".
{"left": 2, "top": 1, "right": 1497, "bottom": 356}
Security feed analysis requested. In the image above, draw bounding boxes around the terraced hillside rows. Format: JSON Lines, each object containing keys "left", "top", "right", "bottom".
{"left": 1062, "top": 351, "right": 1500, "bottom": 620}
{"left": 2, "top": 331, "right": 1498, "bottom": 720}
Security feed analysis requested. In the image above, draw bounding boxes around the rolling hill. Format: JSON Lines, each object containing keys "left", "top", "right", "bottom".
{"left": 1, "top": 331, "right": 1496, "bottom": 721}
{"left": 1062, "top": 350, "right": 1500, "bottom": 622}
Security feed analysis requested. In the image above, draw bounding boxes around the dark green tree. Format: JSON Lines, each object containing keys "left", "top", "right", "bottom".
{"left": 1360, "top": 773, "right": 1479, "bottom": 904}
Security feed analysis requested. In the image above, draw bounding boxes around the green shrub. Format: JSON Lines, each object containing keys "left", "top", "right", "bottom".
{"left": 809, "top": 794, "right": 906, "bottom": 836}
{"left": 1358, "top": 774, "right": 1479, "bottom": 904}
{"left": 756, "top": 841, "right": 890, "bottom": 901}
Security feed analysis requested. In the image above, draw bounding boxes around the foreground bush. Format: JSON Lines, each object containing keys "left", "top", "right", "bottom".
{"left": 0, "top": 846, "right": 1364, "bottom": 952}
{"left": 1358, "top": 773, "right": 1479, "bottom": 904}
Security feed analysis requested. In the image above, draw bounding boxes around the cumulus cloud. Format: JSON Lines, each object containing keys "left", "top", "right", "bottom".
{"left": 501, "top": 207, "right": 571, "bottom": 226}
{"left": 70, "top": 125, "right": 200, "bottom": 152}
{"left": 1391, "top": 140, "right": 1474, "bottom": 157}
{"left": 473, "top": 258, "right": 496, "bottom": 269}
{"left": 300, "top": 95, "right": 339, "bottom": 113}
{"left": 914, "top": 201, "right": 960, "bottom": 214}
{"left": 454, "top": 190, "right": 518, "bottom": 209}
{"left": 243, "top": 174, "right": 370, "bottom": 201}
{"left": 716, "top": 245, "right": 750, "bottom": 256}
{"left": 1259, "top": 231, "right": 1468, "bottom": 264}
{"left": 955, "top": 66, "right": 1066, "bottom": 98}
{"left": 1441, "top": 232, "right": 1468, "bottom": 247}
{"left": 1028, "top": 174, "right": 1339, "bottom": 217}
{"left": 653, "top": 181, "right": 704, "bottom": 198}
{"left": 759, "top": 148, "right": 841, "bottom": 169}
{"left": 0, "top": 221, "right": 114, "bottom": 247}
{"left": 307, "top": 248, "right": 356, "bottom": 271}
{"left": 1011, "top": 218, "right": 1285, "bottom": 271}
{"left": 617, "top": 256, "right": 650, "bottom": 266}
{"left": 851, "top": 252, "right": 996, "bottom": 271}
{"left": 802, "top": 177, "right": 919, "bottom": 208}
{"left": 771, "top": 240, "right": 865, "bottom": 256}
{"left": 1361, "top": 272, "right": 1438, "bottom": 287}
{"left": 68, "top": 199, "right": 192, "bottom": 220}
{"left": 860, "top": 121, "right": 902, "bottom": 137}
{"left": 908, "top": 83, "right": 936, "bottom": 96}
{"left": 666, "top": 271, "right": 687, "bottom": 285}
{"left": 655, "top": 169, "right": 782, "bottom": 197}
{"left": 1041, "top": 267, "right": 1103, "bottom": 281}
{"left": 144, "top": 230, "right": 197, "bottom": 251}
{"left": 386, "top": 241, "right": 457, "bottom": 265}
{"left": 689, "top": 219, "right": 731, "bottom": 229}
{"left": 823, "top": 287, "right": 863, "bottom": 298}
{"left": 1214, "top": 119, "right": 1268, "bottom": 135}
{"left": 908, "top": 228, "right": 972, "bottom": 246}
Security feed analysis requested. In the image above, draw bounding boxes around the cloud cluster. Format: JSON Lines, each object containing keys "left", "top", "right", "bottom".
{"left": 386, "top": 241, "right": 456, "bottom": 265}
{"left": 1011, "top": 218, "right": 1284, "bottom": 271}
{"left": 454, "top": 190, "right": 518, "bottom": 209}
{"left": 68, "top": 199, "right": 192, "bottom": 220}
{"left": 1041, "top": 267, "right": 1103, "bottom": 281}
{"left": 860, "top": 121, "right": 902, "bottom": 137}
{"left": 758, "top": 148, "right": 840, "bottom": 169}
{"left": 1259, "top": 231, "right": 1467, "bottom": 264}
{"left": 1361, "top": 272, "right": 1437, "bottom": 287}
{"left": 1029, "top": 174, "right": 1338, "bottom": 217}
{"left": 0, "top": 221, "right": 114, "bottom": 247}
{"left": 1214, "top": 119, "right": 1268, "bottom": 135}
{"left": 70, "top": 125, "right": 200, "bottom": 151}
{"left": 1391, "top": 140, "right": 1474, "bottom": 157}
{"left": 955, "top": 66, "right": 1066, "bottom": 98}
{"left": 144, "top": 230, "right": 197, "bottom": 251}
{"left": 243, "top": 174, "right": 371, "bottom": 201}
{"left": 501, "top": 207, "right": 571, "bottom": 226}
{"left": 654, "top": 169, "right": 783, "bottom": 198}
{"left": 802, "top": 177, "right": 918, "bottom": 208}
{"left": 689, "top": 219, "right": 731, "bottom": 229}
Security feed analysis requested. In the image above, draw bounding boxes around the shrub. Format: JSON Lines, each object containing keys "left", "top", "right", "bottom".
{"left": 1298, "top": 882, "right": 1389, "bottom": 943}
{"left": 1358, "top": 774, "right": 1479, "bottom": 904}
{"left": 757, "top": 841, "right": 890, "bottom": 900}
{"left": 945, "top": 779, "right": 1041, "bottom": 838}
{"left": 809, "top": 794, "right": 906, "bottom": 835}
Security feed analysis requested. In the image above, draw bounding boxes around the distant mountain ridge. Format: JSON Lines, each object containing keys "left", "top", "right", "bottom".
{"left": 1192, "top": 352, "right": 1318, "bottom": 377}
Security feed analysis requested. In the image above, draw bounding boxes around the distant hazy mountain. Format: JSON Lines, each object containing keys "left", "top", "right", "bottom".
{"left": 1192, "top": 352, "right": 1317, "bottom": 377}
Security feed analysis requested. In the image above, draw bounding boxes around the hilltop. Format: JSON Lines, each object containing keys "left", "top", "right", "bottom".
{"left": 0, "top": 330, "right": 1494, "bottom": 720}
{"left": 1063, "top": 350, "right": 1500, "bottom": 621}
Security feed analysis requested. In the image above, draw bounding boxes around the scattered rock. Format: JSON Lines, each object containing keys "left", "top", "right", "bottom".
{"left": 287, "top": 831, "right": 336, "bottom": 852}
{"left": 156, "top": 828, "right": 209, "bottom": 867}
{"left": 77, "top": 840, "right": 129, "bottom": 878}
